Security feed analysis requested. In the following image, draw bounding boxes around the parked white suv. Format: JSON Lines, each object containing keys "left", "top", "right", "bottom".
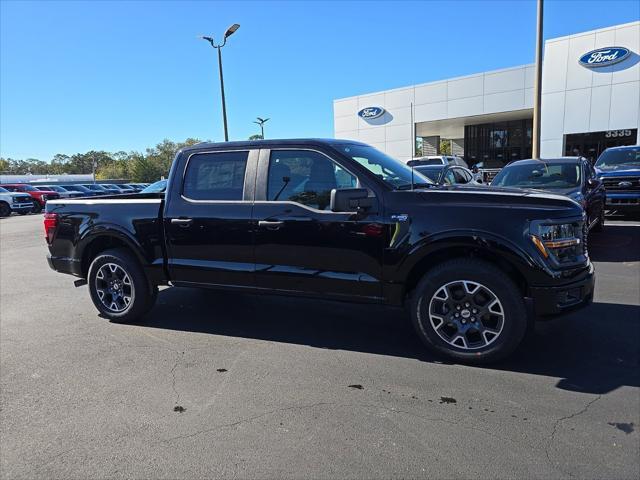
{"left": 0, "top": 186, "right": 34, "bottom": 217}
{"left": 409, "top": 155, "right": 469, "bottom": 168}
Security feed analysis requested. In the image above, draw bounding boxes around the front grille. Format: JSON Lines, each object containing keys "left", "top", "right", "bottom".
{"left": 582, "top": 220, "right": 588, "bottom": 257}
{"left": 14, "top": 196, "right": 31, "bottom": 204}
{"left": 602, "top": 176, "right": 640, "bottom": 191}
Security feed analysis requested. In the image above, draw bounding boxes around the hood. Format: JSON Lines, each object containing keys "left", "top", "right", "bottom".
{"left": 415, "top": 184, "right": 583, "bottom": 217}
{"left": 595, "top": 166, "right": 640, "bottom": 177}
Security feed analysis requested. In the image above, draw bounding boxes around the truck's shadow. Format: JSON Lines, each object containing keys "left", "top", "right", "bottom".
{"left": 132, "top": 222, "right": 639, "bottom": 395}
{"left": 136, "top": 287, "right": 639, "bottom": 395}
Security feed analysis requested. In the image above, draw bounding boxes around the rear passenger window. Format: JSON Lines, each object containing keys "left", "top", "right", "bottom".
{"left": 183, "top": 151, "right": 248, "bottom": 201}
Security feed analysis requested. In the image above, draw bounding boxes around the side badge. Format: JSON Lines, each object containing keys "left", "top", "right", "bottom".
{"left": 391, "top": 214, "right": 409, "bottom": 222}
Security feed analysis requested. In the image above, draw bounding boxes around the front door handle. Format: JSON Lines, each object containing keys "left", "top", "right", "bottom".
{"left": 258, "top": 220, "right": 284, "bottom": 230}
{"left": 171, "top": 218, "right": 193, "bottom": 227}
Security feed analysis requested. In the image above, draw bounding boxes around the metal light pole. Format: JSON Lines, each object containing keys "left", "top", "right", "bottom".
{"left": 201, "top": 23, "right": 240, "bottom": 142}
{"left": 532, "top": 0, "right": 544, "bottom": 159}
{"left": 254, "top": 117, "right": 270, "bottom": 139}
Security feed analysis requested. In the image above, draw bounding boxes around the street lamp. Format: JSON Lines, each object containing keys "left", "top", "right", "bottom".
{"left": 200, "top": 23, "right": 240, "bottom": 142}
{"left": 254, "top": 117, "right": 270, "bottom": 139}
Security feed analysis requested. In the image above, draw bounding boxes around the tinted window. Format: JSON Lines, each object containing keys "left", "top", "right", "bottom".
{"left": 414, "top": 166, "right": 443, "bottom": 182}
{"left": 184, "top": 151, "right": 248, "bottom": 201}
{"left": 443, "top": 169, "right": 457, "bottom": 185}
{"left": 267, "top": 150, "right": 356, "bottom": 210}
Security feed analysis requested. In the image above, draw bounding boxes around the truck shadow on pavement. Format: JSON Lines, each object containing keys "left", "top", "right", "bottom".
{"left": 129, "top": 221, "right": 639, "bottom": 395}
{"left": 136, "top": 287, "right": 638, "bottom": 396}
{"left": 589, "top": 224, "right": 640, "bottom": 262}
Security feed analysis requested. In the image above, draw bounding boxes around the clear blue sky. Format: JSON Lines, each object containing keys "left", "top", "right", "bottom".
{"left": 1, "top": 0, "right": 638, "bottom": 160}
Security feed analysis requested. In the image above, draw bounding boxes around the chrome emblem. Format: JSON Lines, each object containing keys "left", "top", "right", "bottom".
{"left": 618, "top": 181, "right": 633, "bottom": 188}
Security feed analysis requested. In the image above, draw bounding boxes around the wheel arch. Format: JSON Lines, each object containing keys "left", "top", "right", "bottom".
{"left": 79, "top": 229, "right": 148, "bottom": 278}
{"left": 402, "top": 236, "right": 533, "bottom": 301}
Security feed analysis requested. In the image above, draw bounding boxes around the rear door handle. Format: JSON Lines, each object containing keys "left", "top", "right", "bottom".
{"left": 171, "top": 218, "right": 193, "bottom": 227}
{"left": 258, "top": 220, "right": 284, "bottom": 230}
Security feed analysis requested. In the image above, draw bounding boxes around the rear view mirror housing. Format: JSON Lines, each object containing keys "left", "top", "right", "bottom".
{"left": 330, "top": 188, "right": 373, "bottom": 212}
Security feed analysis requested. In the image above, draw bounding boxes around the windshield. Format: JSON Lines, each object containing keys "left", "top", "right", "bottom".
{"left": 595, "top": 147, "right": 640, "bottom": 169}
{"left": 414, "top": 166, "right": 444, "bottom": 182}
{"left": 42, "top": 186, "right": 63, "bottom": 192}
{"left": 333, "top": 144, "right": 433, "bottom": 189}
{"left": 492, "top": 162, "right": 581, "bottom": 189}
{"left": 141, "top": 180, "right": 167, "bottom": 193}
{"left": 83, "top": 184, "right": 105, "bottom": 190}
{"left": 65, "top": 185, "right": 87, "bottom": 191}
{"left": 0, "top": 187, "right": 8, "bottom": 193}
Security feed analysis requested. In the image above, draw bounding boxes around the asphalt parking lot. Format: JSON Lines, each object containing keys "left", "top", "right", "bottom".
{"left": 1, "top": 213, "right": 638, "bottom": 479}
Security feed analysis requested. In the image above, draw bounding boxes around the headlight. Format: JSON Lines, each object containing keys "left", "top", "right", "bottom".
{"left": 530, "top": 220, "right": 585, "bottom": 266}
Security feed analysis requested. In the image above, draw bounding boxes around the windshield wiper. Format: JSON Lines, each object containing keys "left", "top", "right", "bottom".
{"left": 396, "top": 182, "right": 433, "bottom": 190}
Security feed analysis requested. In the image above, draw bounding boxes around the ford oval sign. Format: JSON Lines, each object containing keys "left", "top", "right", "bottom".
{"left": 358, "top": 107, "right": 385, "bottom": 120}
{"left": 579, "top": 47, "right": 630, "bottom": 68}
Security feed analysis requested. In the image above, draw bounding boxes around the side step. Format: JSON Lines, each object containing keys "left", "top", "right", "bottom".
{"left": 74, "top": 279, "right": 88, "bottom": 288}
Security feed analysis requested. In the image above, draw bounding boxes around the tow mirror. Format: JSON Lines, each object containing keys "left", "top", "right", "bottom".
{"left": 330, "top": 188, "right": 372, "bottom": 212}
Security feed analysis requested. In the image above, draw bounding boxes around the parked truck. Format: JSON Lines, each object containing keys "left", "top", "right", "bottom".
{"left": 44, "top": 139, "right": 594, "bottom": 363}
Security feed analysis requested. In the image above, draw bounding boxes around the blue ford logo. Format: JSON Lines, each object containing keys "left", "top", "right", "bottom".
{"left": 579, "top": 47, "right": 630, "bottom": 68}
{"left": 358, "top": 107, "right": 385, "bottom": 120}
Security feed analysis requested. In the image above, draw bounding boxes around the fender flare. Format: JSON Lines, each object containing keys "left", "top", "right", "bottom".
{"left": 77, "top": 223, "right": 150, "bottom": 271}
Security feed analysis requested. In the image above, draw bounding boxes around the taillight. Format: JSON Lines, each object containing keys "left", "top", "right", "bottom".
{"left": 43, "top": 212, "right": 58, "bottom": 243}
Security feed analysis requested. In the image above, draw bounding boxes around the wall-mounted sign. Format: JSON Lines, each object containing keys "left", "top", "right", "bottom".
{"left": 579, "top": 47, "right": 630, "bottom": 68}
{"left": 358, "top": 107, "right": 385, "bottom": 120}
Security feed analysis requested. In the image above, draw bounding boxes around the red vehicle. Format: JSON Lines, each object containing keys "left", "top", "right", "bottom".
{"left": 0, "top": 184, "right": 60, "bottom": 213}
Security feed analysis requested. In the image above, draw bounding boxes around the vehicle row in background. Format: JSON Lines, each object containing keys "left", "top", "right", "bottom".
{"left": 413, "top": 164, "right": 481, "bottom": 186}
{"left": 0, "top": 186, "right": 34, "bottom": 216}
{"left": 0, "top": 184, "right": 60, "bottom": 213}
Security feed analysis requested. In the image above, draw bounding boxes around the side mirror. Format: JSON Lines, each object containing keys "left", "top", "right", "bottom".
{"left": 330, "top": 188, "right": 372, "bottom": 212}
{"left": 587, "top": 178, "right": 597, "bottom": 189}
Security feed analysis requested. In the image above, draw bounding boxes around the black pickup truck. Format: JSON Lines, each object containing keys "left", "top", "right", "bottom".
{"left": 45, "top": 139, "right": 594, "bottom": 363}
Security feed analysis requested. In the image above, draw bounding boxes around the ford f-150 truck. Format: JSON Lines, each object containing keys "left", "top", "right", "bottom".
{"left": 44, "top": 139, "right": 594, "bottom": 363}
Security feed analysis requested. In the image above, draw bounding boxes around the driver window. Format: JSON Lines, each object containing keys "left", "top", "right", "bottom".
{"left": 267, "top": 150, "right": 357, "bottom": 210}
{"left": 453, "top": 169, "right": 468, "bottom": 184}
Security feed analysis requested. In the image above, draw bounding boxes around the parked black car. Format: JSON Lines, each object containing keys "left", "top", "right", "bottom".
{"left": 44, "top": 139, "right": 594, "bottom": 364}
{"left": 491, "top": 157, "right": 606, "bottom": 232}
{"left": 413, "top": 164, "right": 481, "bottom": 186}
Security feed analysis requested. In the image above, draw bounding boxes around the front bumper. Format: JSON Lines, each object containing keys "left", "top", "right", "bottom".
{"left": 11, "top": 203, "right": 33, "bottom": 211}
{"left": 528, "top": 265, "right": 595, "bottom": 317}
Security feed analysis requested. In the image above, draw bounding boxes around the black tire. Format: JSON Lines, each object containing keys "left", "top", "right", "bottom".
{"left": 87, "top": 248, "right": 157, "bottom": 323}
{"left": 410, "top": 258, "right": 528, "bottom": 364}
{"left": 592, "top": 210, "right": 605, "bottom": 233}
{"left": 16, "top": 210, "right": 30, "bottom": 215}
{"left": 0, "top": 202, "right": 10, "bottom": 217}
{"left": 31, "top": 202, "right": 42, "bottom": 214}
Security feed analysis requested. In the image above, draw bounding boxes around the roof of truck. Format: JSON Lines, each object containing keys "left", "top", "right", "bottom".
{"left": 180, "top": 138, "right": 370, "bottom": 153}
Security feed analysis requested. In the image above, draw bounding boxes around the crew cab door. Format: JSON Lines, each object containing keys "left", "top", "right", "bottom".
{"left": 252, "top": 148, "right": 385, "bottom": 301}
{"left": 163, "top": 148, "right": 258, "bottom": 287}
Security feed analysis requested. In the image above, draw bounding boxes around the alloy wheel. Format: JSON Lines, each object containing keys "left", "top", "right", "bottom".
{"left": 428, "top": 280, "right": 505, "bottom": 350}
{"left": 95, "top": 263, "right": 134, "bottom": 313}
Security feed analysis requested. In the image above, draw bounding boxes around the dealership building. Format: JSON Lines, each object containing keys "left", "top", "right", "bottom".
{"left": 333, "top": 21, "right": 640, "bottom": 167}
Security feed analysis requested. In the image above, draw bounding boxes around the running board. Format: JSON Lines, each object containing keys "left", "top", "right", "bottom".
{"left": 74, "top": 279, "right": 87, "bottom": 287}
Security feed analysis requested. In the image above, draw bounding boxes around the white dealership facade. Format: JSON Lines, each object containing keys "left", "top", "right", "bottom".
{"left": 333, "top": 21, "right": 640, "bottom": 166}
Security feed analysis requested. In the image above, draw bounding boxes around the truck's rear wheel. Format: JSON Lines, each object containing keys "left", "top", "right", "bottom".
{"left": 31, "top": 202, "right": 42, "bottom": 214}
{"left": 88, "top": 248, "right": 157, "bottom": 323}
{"left": 410, "top": 259, "right": 527, "bottom": 364}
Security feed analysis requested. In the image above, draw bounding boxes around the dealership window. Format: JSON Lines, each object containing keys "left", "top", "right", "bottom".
{"left": 183, "top": 151, "right": 248, "bottom": 200}
{"left": 564, "top": 129, "right": 637, "bottom": 164}
{"left": 267, "top": 150, "right": 356, "bottom": 210}
{"left": 464, "top": 119, "right": 533, "bottom": 168}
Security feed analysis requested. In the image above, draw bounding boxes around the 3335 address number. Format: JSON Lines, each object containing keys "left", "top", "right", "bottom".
{"left": 605, "top": 129, "right": 633, "bottom": 138}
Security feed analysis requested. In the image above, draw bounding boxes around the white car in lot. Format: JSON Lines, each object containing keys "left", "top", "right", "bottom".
{"left": 409, "top": 155, "right": 469, "bottom": 168}
{"left": 0, "top": 186, "right": 34, "bottom": 216}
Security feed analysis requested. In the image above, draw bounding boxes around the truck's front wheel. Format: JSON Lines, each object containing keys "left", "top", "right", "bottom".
{"left": 88, "top": 248, "right": 157, "bottom": 323}
{"left": 410, "top": 259, "right": 527, "bottom": 364}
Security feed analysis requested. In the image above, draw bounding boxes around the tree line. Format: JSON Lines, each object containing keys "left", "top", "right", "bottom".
{"left": 0, "top": 138, "right": 203, "bottom": 182}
